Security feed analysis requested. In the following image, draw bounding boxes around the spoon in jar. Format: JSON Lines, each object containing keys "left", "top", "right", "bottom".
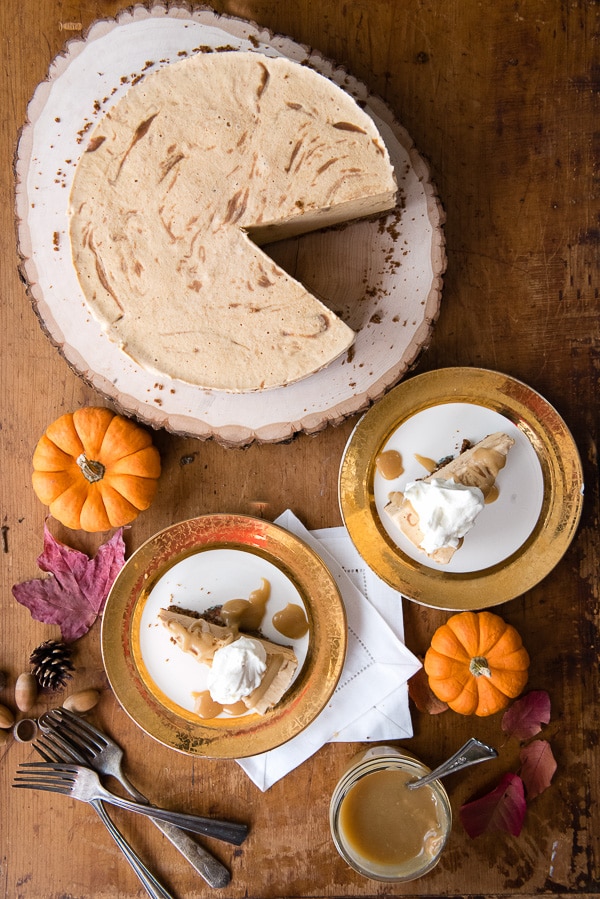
{"left": 406, "top": 738, "right": 498, "bottom": 790}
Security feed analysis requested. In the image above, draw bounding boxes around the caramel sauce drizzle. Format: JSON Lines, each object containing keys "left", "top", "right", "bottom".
{"left": 272, "top": 603, "right": 309, "bottom": 639}
{"left": 375, "top": 449, "right": 404, "bottom": 480}
{"left": 220, "top": 578, "right": 270, "bottom": 630}
{"left": 414, "top": 453, "right": 437, "bottom": 474}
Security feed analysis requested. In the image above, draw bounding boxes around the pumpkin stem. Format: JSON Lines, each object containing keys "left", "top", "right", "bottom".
{"left": 469, "top": 656, "right": 492, "bottom": 678}
{"left": 76, "top": 453, "right": 106, "bottom": 483}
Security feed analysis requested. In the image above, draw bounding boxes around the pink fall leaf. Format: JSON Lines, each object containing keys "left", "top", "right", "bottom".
{"left": 12, "top": 524, "right": 126, "bottom": 643}
{"left": 501, "top": 690, "right": 551, "bottom": 741}
{"left": 519, "top": 740, "right": 557, "bottom": 799}
{"left": 460, "top": 772, "right": 527, "bottom": 838}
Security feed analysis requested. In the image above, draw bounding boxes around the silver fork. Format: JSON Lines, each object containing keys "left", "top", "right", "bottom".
{"left": 13, "top": 761, "right": 248, "bottom": 845}
{"left": 39, "top": 709, "right": 231, "bottom": 888}
{"left": 34, "top": 735, "right": 175, "bottom": 899}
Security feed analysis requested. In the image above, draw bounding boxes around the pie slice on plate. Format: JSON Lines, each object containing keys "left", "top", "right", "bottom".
{"left": 384, "top": 432, "right": 515, "bottom": 564}
{"left": 158, "top": 607, "right": 298, "bottom": 715}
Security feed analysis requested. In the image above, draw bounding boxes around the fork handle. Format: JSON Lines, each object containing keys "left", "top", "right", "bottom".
{"left": 151, "top": 820, "right": 231, "bottom": 888}
{"left": 91, "top": 800, "right": 176, "bottom": 899}
{"left": 116, "top": 775, "right": 231, "bottom": 887}
{"left": 96, "top": 785, "right": 249, "bottom": 845}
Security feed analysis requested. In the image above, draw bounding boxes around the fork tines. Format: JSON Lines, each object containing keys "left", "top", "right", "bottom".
{"left": 36, "top": 729, "right": 87, "bottom": 765}
{"left": 13, "top": 761, "right": 78, "bottom": 794}
{"left": 40, "top": 707, "right": 107, "bottom": 755}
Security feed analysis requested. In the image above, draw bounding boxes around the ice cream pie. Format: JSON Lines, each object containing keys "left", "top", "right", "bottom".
{"left": 384, "top": 432, "right": 515, "bottom": 563}
{"left": 158, "top": 606, "right": 298, "bottom": 716}
{"left": 69, "top": 51, "right": 397, "bottom": 392}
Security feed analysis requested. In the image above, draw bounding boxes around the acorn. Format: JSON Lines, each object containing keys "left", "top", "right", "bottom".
{"left": 63, "top": 689, "right": 100, "bottom": 714}
{"left": 30, "top": 640, "right": 75, "bottom": 691}
{"left": 15, "top": 673, "right": 37, "bottom": 712}
{"left": 0, "top": 703, "right": 15, "bottom": 729}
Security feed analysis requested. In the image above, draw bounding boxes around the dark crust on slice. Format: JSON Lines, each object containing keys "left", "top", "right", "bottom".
{"left": 167, "top": 604, "right": 226, "bottom": 624}
{"left": 427, "top": 439, "right": 472, "bottom": 479}
{"left": 165, "top": 604, "right": 289, "bottom": 645}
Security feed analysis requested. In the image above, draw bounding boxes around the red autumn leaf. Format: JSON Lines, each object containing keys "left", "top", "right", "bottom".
{"left": 408, "top": 666, "right": 448, "bottom": 715}
{"left": 519, "top": 740, "right": 557, "bottom": 799}
{"left": 460, "top": 772, "right": 527, "bottom": 838}
{"left": 12, "top": 524, "right": 126, "bottom": 642}
{"left": 501, "top": 690, "right": 551, "bottom": 741}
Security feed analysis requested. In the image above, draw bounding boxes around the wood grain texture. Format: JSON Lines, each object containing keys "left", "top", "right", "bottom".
{"left": 1, "top": 1, "right": 598, "bottom": 897}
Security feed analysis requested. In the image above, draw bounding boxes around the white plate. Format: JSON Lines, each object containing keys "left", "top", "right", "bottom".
{"left": 139, "top": 548, "right": 309, "bottom": 717}
{"left": 374, "top": 402, "right": 545, "bottom": 573}
{"left": 101, "top": 514, "right": 346, "bottom": 757}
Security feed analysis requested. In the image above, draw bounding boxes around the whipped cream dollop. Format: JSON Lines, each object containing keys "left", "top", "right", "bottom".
{"left": 207, "top": 636, "right": 267, "bottom": 704}
{"left": 403, "top": 477, "right": 485, "bottom": 554}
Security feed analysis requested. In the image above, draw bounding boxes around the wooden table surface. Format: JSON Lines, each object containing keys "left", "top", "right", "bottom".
{"left": 1, "top": 1, "right": 598, "bottom": 897}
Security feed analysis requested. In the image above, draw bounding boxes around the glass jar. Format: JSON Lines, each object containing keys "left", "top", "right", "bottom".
{"left": 329, "top": 746, "right": 452, "bottom": 882}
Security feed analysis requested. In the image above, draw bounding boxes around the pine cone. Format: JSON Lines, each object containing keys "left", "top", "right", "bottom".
{"left": 29, "top": 640, "right": 75, "bottom": 691}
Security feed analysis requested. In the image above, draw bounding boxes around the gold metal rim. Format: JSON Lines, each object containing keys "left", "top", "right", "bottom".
{"left": 101, "top": 514, "right": 347, "bottom": 757}
{"left": 339, "top": 367, "right": 583, "bottom": 609}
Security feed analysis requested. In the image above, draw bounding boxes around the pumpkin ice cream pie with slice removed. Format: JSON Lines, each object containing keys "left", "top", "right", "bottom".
{"left": 69, "top": 51, "right": 398, "bottom": 392}
{"left": 384, "top": 432, "right": 515, "bottom": 564}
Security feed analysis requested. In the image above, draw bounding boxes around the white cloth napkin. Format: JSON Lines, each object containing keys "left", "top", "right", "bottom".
{"left": 236, "top": 510, "right": 421, "bottom": 790}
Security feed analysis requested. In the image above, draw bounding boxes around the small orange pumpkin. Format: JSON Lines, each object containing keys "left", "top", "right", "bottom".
{"left": 424, "top": 610, "right": 529, "bottom": 717}
{"left": 32, "top": 407, "right": 161, "bottom": 532}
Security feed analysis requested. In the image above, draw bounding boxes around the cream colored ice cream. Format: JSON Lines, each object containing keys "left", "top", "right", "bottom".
{"left": 68, "top": 51, "right": 397, "bottom": 392}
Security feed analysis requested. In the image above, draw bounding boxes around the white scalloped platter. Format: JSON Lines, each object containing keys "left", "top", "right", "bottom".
{"left": 15, "top": 4, "right": 445, "bottom": 446}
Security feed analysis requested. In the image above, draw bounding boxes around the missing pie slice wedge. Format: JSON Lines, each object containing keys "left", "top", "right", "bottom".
{"left": 384, "top": 431, "right": 515, "bottom": 564}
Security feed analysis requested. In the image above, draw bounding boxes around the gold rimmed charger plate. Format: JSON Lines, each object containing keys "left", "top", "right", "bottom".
{"left": 101, "top": 514, "right": 346, "bottom": 758}
{"left": 339, "top": 368, "right": 583, "bottom": 609}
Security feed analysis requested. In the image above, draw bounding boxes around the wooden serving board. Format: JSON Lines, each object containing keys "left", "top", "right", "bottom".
{"left": 15, "top": 2, "right": 445, "bottom": 446}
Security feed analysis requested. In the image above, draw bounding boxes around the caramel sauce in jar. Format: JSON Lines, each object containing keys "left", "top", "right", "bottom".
{"left": 375, "top": 449, "right": 404, "bottom": 480}
{"left": 330, "top": 747, "right": 451, "bottom": 882}
{"left": 272, "top": 603, "right": 309, "bottom": 639}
